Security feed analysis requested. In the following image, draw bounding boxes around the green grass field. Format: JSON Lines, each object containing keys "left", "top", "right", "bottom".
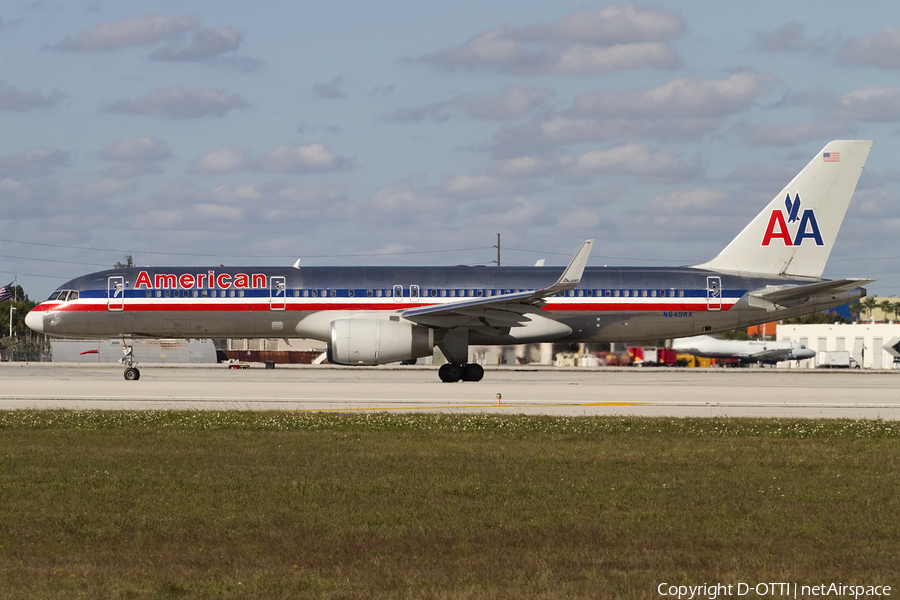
{"left": 1, "top": 411, "right": 899, "bottom": 599}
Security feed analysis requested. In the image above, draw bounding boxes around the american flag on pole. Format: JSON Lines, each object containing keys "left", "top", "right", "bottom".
{"left": 823, "top": 151, "right": 840, "bottom": 162}
{"left": 0, "top": 282, "right": 12, "bottom": 303}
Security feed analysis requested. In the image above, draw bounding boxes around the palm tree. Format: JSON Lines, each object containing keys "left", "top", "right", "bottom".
{"left": 848, "top": 301, "right": 862, "bottom": 323}
{"left": 879, "top": 300, "right": 894, "bottom": 323}
{"left": 861, "top": 297, "right": 878, "bottom": 322}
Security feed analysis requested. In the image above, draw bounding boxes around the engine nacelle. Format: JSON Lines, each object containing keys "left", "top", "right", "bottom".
{"left": 327, "top": 318, "right": 434, "bottom": 365}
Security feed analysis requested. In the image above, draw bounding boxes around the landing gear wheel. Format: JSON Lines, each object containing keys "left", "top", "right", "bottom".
{"left": 439, "top": 363, "right": 463, "bottom": 383}
{"left": 124, "top": 367, "right": 141, "bottom": 381}
{"left": 463, "top": 363, "right": 484, "bottom": 382}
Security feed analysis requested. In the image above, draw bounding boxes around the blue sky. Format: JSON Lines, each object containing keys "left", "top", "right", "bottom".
{"left": 3, "top": 1, "right": 900, "bottom": 300}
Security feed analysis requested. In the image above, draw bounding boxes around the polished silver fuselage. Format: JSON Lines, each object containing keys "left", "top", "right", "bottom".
{"left": 26, "top": 265, "right": 864, "bottom": 344}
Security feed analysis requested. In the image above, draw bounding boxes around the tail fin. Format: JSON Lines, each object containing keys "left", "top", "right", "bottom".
{"left": 693, "top": 140, "right": 872, "bottom": 278}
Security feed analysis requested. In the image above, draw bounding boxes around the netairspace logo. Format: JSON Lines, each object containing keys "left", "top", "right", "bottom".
{"left": 761, "top": 193, "right": 824, "bottom": 247}
{"left": 657, "top": 581, "right": 892, "bottom": 599}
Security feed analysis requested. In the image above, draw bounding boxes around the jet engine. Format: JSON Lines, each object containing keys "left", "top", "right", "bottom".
{"left": 327, "top": 318, "right": 434, "bottom": 365}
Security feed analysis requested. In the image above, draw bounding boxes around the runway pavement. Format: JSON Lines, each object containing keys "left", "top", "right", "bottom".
{"left": 1, "top": 363, "right": 899, "bottom": 418}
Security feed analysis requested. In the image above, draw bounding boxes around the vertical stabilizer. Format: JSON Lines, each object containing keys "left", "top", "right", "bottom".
{"left": 693, "top": 140, "right": 872, "bottom": 278}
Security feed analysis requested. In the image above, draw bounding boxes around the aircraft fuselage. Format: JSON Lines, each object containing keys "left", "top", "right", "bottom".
{"left": 26, "top": 264, "right": 863, "bottom": 344}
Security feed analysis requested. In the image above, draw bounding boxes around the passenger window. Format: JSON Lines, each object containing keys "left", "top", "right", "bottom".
{"left": 678, "top": 290, "right": 684, "bottom": 297}
{"left": 348, "top": 290, "right": 355, "bottom": 297}
{"left": 623, "top": 290, "right": 629, "bottom": 297}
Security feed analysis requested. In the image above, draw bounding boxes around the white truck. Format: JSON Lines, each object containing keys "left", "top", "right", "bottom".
{"left": 817, "top": 351, "right": 860, "bottom": 369}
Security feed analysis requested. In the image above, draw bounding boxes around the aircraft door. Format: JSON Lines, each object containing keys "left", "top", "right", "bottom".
{"left": 270, "top": 276, "right": 286, "bottom": 311}
{"left": 108, "top": 276, "right": 125, "bottom": 311}
{"left": 706, "top": 276, "right": 722, "bottom": 311}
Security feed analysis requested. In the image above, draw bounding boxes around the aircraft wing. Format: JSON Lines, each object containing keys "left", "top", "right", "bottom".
{"left": 748, "top": 348, "right": 795, "bottom": 362}
{"left": 402, "top": 240, "right": 593, "bottom": 330}
{"left": 748, "top": 278, "right": 874, "bottom": 310}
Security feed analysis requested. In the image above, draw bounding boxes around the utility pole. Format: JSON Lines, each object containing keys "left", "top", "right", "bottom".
{"left": 493, "top": 233, "right": 500, "bottom": 266}
{"left": 9, "top": 306, "right": 16, "bottom": 338}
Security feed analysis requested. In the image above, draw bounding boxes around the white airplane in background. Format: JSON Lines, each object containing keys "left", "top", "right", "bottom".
{"left": 26, "top": 140, "right": 873, "bottom": 382}
{"left": 672, "top": 335, "right": 816, "bottom": 365}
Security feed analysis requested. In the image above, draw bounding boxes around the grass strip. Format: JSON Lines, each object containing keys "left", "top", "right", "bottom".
{"left": 1, "top": 412, "right": 898, "bottom": 599}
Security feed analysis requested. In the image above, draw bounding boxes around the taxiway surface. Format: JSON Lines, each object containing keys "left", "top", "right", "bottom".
{"left": 1, "top": 363, "right": 898, "bottom": 419}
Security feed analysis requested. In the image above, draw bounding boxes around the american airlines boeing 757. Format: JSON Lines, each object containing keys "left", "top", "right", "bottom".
{"left": 26, "top": 140, "right": 873, "bottom": 382}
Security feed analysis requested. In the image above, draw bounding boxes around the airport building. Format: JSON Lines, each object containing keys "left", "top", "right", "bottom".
{"left": 776, "top": 323, "right": 900, "bottom": 369}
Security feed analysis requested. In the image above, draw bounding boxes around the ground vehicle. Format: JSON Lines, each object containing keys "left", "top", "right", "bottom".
{"left": 817, "top": 351, "right": 860, "bottom": 369}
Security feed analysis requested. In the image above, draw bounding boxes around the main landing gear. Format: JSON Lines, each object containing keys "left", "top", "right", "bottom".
{"left": 438, "top": 363, "right": 484, "bottom": 383}
{"left": 120, "top": 338, "right": 140, "bottom": 381}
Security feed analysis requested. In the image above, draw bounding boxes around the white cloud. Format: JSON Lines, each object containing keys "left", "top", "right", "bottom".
{"left": 191, "top": 148, "right": 247, "bottom": 174}
{"left": 829, "top": 87, "right": 900, "bottom": 121}
{"left": 52, "top": 14, "right": 197, "bottom": 51}
{"left": 388, "top": 86, "right": 552, "bottom": 123}
{"left": 421, "top": 4, "right": 683, "bottom": 75}
{"left": 570, "top": 72, "right": 778, "bottom": 118}
{"left": 0, "top": 82, "right": 62, "bottom": 111}
{"left": 150, "top": 26, "right": 241, "bottom": 61}
{"left": 61, "top": 178, "right": 137, "bottom": 202}
{"left": 51, "top": 14, "right": 260, "bottom": 71}
{"left": 98, "top": 137, "right": 172, "bottom": 161}
{"left": 254, "top": 144, "right": 346, "bottom": 173}
{"left": 313, "top": 76, "right": 346, "bottom": 99}
{"left": 105, "top": 87, "right": 250, "bottom": 119}
{"left": 520, "top": 5, "right": 685, "bottom": 45}
{"left": 840, "top": 28, "right": 900, "bottom": 69}
{"left": 443, "top": 174, "right": 522, "bottom": 198}
{"left": 754, "top": 22, "right": 826, "bottom": 54}
{"left": 491, "top": 144, "right": 695, "bottom": 181}
{"left": 742, "top": 122, "right": 855, "bottom": 147}
{"left": 0, "top": 147, "right": 69, "bottom": 179}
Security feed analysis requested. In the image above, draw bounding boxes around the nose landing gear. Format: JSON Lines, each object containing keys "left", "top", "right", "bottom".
{"left": 120, "top": 338, "right": 140, "bottom": 381}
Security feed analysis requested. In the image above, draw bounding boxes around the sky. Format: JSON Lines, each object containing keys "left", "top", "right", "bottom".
{"left": 3, "top": 0, "right": 900, "bottom": 301}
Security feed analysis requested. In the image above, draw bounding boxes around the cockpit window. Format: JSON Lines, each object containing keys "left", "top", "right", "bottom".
{"left": 48, "top": 290, "right": 78, "bottom": 302}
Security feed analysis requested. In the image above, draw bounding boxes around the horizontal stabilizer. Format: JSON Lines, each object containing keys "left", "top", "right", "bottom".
{"left": 748, "top": 278, "right": 873, "bottom": 310}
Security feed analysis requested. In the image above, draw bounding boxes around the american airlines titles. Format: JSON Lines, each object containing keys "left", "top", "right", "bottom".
{"left": 134, "top": 270, "right": 268, "bottom": 290}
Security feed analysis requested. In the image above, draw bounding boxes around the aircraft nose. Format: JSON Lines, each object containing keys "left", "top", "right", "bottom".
{"left": 25, "top": 308, "right": 44, "bottom": 333}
